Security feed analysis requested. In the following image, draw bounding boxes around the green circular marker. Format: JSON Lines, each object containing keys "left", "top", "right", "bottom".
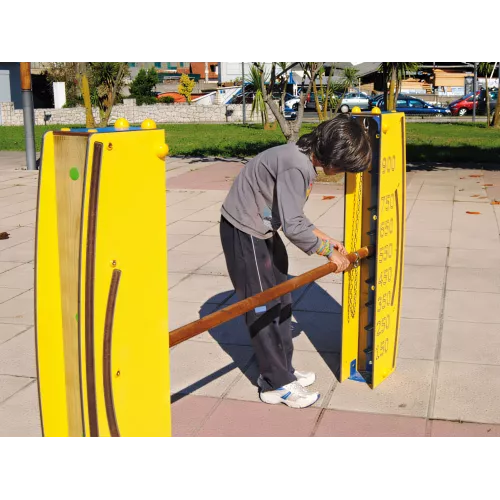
{"left": 69, "top": 167, "right": 80, "bottom": 181}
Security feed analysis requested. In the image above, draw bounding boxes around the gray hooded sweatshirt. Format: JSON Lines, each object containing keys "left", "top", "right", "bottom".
{"left": 221, "top": 143, "right": 322, "bottom": 255}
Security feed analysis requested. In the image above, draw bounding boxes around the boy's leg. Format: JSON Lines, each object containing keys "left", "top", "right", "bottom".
{"left": 271, "top": 231, "right": 294, "bottom": 376}
{"left": 220, "top": 216, "right": 296, "bottom": 389}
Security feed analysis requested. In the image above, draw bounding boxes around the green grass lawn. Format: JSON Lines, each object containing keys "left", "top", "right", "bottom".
{"left": 1, "top": 121, "right": 500, "bottom": 164}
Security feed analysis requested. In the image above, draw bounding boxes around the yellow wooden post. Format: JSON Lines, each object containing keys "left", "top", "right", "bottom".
{"left": 35, "top": 119, "right": 171, "bottom": 436}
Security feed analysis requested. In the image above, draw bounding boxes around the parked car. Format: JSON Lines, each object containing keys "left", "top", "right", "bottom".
{"left": 339, "top": 92, "right": 371, "bottom": 113}
{"left": 284, "top": 106, "right": 297, "bottom": 120}
{"left": 477, "top": 88, "right": 498, "bottom": 115}
{"left": 301, "top": 90, "right": 342, "bottom": 110}
{"left": 448, "top": 91, "right": 480, "bottom": 116}
{"left": 376, "top": 97, "right": 452, "bottom": 116}
{"left": 369, "top": 93, "right": 406, "bottom": 110}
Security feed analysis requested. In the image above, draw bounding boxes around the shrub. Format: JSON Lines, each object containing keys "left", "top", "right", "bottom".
{"left": 158, "top": 96, "right": 175, "bottom": 104}
{"left": 135, "top": 95, "right": 157, "bottom": 106}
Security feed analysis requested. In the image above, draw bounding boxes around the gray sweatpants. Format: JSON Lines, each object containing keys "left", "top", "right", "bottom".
{"left": 220, "top": 215, "right": 297, "bottom": 390}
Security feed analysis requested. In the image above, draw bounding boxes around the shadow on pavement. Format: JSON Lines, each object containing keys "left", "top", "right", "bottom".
{"left": 171, "top": 278, "right": 342, "bottom": 402}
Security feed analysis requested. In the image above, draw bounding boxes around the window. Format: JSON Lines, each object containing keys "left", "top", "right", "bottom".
{"left": 167, "top": 62, "right": 176, "bottom": 70}
{"left": 128, "top": 62, "right": 136, "bottom": 67}
{"left": 154, "top": 62, "right": 162, "bottom": 68}
{"left": 396, "top": 99, "right": 407, "bottom": 107}
{"left": 210, "top": 64, "right": 217, "bottom": 72}
{"left": 179, "top": 62, "right": 186, "bottom": 68}
{"left": 409, "top": 99, "right": 424, "bottom": 108}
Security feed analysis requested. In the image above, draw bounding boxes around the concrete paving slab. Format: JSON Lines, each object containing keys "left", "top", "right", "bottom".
{"left": 404, "top": 229, "right": 450, "bottom": 248}
{"left": 0, "top": 375, "right": 33, "bottom": 404}
{"left": 0, "top": 226, "right": 35, "bottom": 251}
{"left": 448, "top": 248, "right": 500, "bottom": 269}
{"left": 167, "top": 250, "right": 221, "bottom": 274}
{"left": 167, "top": 220, "right": 217, "bottom": 235}
{"left": 294, "top": 282, "right": 342, "bottom": 313}
{"left": 168, "top": 274, "right": 234, "bottom": 305}
{"left": 290, "top": 311, "right": 342, "bottom": 353}
{"left": 404, "top": 265, "right": 446, "bottom": 289}
{"left": 167, "top": 233, "right": 194, "bottom": 250}
{"left": 166, "top": 191, "right": 201, "bottom": 207}
{"left": 444, "top": 290, "right": 500, "bottom": 324}
{"left": 168, "top": 273, "right": 189, "bottom": 290}
{"left": 0, "top": 290, "right": 34, "bottom": 325}
{"left": 196, "top": 398, "right": 320, "bottom": 437}
{"left": 0, "top": 210, "right": 36, "bottom": 227}
{"left": 404, "top": 246, "right": 448, "bottom": 267}
{"left": 327, "top": 358, "right": 434, "bottom": 418}
{"left": 173, "top": 235, "right": 222, "bottom": 254}
{"left": 195, "top": 254, "right": 229, "bottom": 276}
{"left": 398, "top": 318, "right": 439, "bottom": 361}
{"left": 199, "top": 223, "right": 221, "bottom": 237}
{"left": 315, "top": 410, "right": 427, "bottom": 437}
{"left": 0, "top": 262, "right": 34, "bottom": 290}
{"left": 0, "top": 381, "right": 41, "bottom": 437}
{"left": 450, "top": 231, "right": 500, "bottom": 250}
{"left": 0, "top": 240, "right": 35, "bottom": 263}
{"left": 430, "top": 419, "right": 500, "bottom": 436}
{"left": 406, "top": 200, "right": 453, "bottom": 231}
{"left": 0, "top": 328, "right": 36, "bottom": 377}
{"left": 440, "top": 321, "right": 500, "bottom": 365}
{"left": 171, "top": 395, "right": 220, "bottom": 437}
{"left": 446, "top": 268, "right": 500, "bottom": 294}
{"left": 433, "top": 362, "right": 500, "bottom": 424}
{"left": 0, "top": 324, "right": 29, "bottom": 346}
{"left": 417, "top": 184, "right": 455, "bottom": 201}
{"left": 169, "top": 340, "right": 254, "bottom": 398}
{"left": 166, "top": 208, "right": 199, "bottom": 225}
{"left": 183, "top": 209, "right": 221, "bottom": 223}
{"left": 401, "top": 288, "right": 443, "bottom": 320}
{"left": 0, "top": 262, "right": 23, "bottom": 275}
{"left": 0, "top": 287, "right": 26, "bottom": 305}
{"left": 168, "top": 300, "right": 218, "bottom": 331}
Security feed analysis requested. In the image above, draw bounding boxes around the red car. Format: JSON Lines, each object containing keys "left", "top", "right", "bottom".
{"left": 448, "top": 91, "right": 480, "bottom": 116}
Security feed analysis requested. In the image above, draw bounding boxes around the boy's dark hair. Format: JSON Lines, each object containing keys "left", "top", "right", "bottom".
{"left": 296, "top": 114, "right": 372, "bottom": 173}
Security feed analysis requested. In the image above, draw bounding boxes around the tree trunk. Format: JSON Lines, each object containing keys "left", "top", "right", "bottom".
{"left": 383, "top": 65, "right": 388, "bottom": 111}
{"left": 78, "top": 63, "right": 95, "bottom": 128}
{"left": 387, "top": 65, "right": 397, "bottom": 111}
{"left": 312, "top": 79, "right": 324, "bottom": 121}
{"left": 485, "top": 76, "right": 490, "bottom": 126}
{"left": 492, "top": 97, "right": 500, "bottom": 128}
{"left": 256, "top": 62, "right": 320, "bottom": 143}
{"left": 334, "top": 90, "right": 346, "bottom": 115}
{"left": 98, "top": 63, "right": 126, "bottom": 127}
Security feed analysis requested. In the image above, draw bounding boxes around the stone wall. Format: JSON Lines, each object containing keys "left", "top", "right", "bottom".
{"left": 0, "top": 100, "right": 276, "bottom": 126}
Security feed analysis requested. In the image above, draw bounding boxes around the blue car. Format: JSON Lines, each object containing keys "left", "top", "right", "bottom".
{"left": 376, "top": 96, "right": 451, "bottom": 116}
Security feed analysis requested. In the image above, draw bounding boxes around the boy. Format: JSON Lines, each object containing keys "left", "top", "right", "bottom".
{"left": 220, "top": 114, "right": 372, "bottom": 408}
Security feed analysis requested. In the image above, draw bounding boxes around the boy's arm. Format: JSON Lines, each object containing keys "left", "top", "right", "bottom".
{"left": 312, "top": 228, "right": 348, "bottom": 255}
{"left": 276, "top": 168, "right": 351, "bottom": 273}
{"left": 276, "top": 168, "right": 321, "bottom": 255}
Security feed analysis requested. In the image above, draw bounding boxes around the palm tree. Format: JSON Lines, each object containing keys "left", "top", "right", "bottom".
{"left": 332, "top": 67, "right": 359, "bottom": 115}
{"left": 478, "top": 62, "right": 494, "bottom": 126}
{"left": 248, "top": 64, "right": 269, "bottom": 127}
{"left": 380, "top": 63, "right": 420, "bottom": 111}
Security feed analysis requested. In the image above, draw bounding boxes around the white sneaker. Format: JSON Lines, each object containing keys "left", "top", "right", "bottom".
{"left": 257, "top": 370, "right": 316, "bottom": 389}
{"left": 259, "top": 381, "right": 320, "bottom": 409}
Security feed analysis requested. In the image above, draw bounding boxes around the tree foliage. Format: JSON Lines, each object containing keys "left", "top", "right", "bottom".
{"left": 178, "top": 74, "right": 196, "bottom": 104}
{"left": 129, "top": 67, "right": 159, "bottom": 105}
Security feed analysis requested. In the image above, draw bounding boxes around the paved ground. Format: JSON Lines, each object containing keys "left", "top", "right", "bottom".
{"left": 1, "top": 151, "right": 500, "bottom": 436}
